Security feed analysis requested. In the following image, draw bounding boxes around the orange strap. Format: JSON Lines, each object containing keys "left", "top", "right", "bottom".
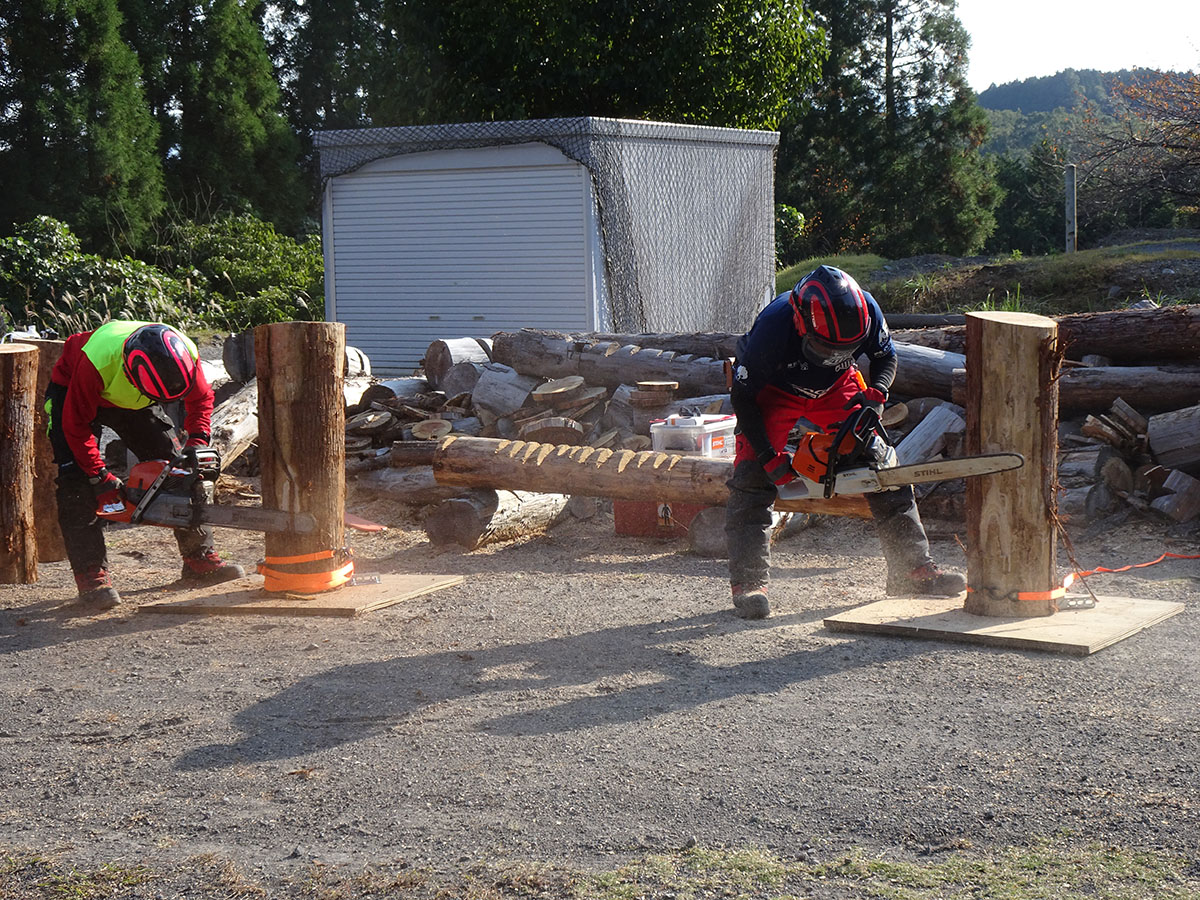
{"left": 967, "top": 552, "right": 1199, "bottom": 604}
{"left": 257, "top": 548, "right": 354, "bottom": 593}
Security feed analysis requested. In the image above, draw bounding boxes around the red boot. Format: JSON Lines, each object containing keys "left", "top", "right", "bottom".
{"left": 75, "top": 568, "right": 121, "bottom": 610}
{"left": 181, "top": 550, "right": 246, "bottom": 585}
{"left": 731, "top": 584, "right": 770, "bottom": 619}
{"left": 887, "top": 561, "right": 966, "bottom": 597}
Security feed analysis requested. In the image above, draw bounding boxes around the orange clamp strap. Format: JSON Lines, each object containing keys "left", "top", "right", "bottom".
{"left": 257, "top": 547, "right": 354, "bottom": 593}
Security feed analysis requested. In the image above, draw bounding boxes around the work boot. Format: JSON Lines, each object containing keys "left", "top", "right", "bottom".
{"left": 731, "top": 584, "right": 770, "bottom": 620}
{"left": 181, "top": 550, "right": 246, "bottom": 585}
{"left": 75, "top": 568, "right": 121, "bottom": 610}
{"left": 887, "top": 561, "right": 967, "bottom": 597}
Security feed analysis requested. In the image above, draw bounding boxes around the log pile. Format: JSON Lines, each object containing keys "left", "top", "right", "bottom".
{"left": 212, "top": 302, "right": 1200, "bottom": 550}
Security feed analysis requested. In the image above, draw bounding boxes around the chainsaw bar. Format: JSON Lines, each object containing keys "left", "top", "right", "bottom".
{"left": 136, "top": 497, "right": 317, "bottom": 534}
{"left": 875, "top": 452, "right": 1026, "bottom": 488}
{"left": 776, "top": 452, "right": 1025, "bottom": 501}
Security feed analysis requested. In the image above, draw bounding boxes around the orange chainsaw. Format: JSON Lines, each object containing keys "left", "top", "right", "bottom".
{"left": 96, "top": 448, "right": 316, "bottom": 534}
{"left": 777, "top": 403, "right": 1024, "bottom": 501}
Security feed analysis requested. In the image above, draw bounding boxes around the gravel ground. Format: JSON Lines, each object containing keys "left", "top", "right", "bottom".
{"left": 1, "top": 485, "right": 1198, "bottom": 889}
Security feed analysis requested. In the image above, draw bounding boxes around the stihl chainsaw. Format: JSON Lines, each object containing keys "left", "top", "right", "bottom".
{"left": 776, "top": 403, "right": 1024, "bottom": 501}
{"left": 96, "top": 447, "right": 316, "bottom": 533}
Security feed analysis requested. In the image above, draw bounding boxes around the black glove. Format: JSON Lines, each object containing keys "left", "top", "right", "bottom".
{"left": 760, "top": 450, "right": 798, "bottom": 486}
{"left": 182, "top": 442, "right": 221, "bottom": 477}
{"left": 861, "top": 386, "right": 887, "bottom": 418}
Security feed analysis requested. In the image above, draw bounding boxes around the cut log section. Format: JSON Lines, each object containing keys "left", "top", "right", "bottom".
{"left": 636, "top": 380, "right": 678, "bottom": 393}
{"left": 412, "top": 419, "right": 454, "bottom": 440}
{"left": 208, "top": 378, "right": 259, "bottom": 472}
{"left": 423, "top": 488, "right": 571, "bottom": 550}
{"left": 1147, "top": 404, "right": 1200, "bottom": 473}
{"left": 424, "top": 337, "right": 493, "bottom": 389}
{"left": 531, "top": 375, "right": 586, "bottom": 407}
{"left": 346, "top": 409, "right": 394, "bottom": 435}
{"left": 519, "top": 416, "right": 585, "bottom": 445}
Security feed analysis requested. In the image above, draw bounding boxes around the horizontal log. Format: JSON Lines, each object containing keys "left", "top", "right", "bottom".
{"left": 429, "top": 435, "right": 871, "bottom": 517}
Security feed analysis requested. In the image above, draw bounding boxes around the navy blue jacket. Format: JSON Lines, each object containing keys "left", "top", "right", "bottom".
{"left": 730, "top": 290, "right": 898, "bottom": 460}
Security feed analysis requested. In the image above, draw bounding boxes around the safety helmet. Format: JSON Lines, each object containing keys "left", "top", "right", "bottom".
{"left": 789, "top": 265, "right": 870, "bottom": 367}
{"left": 122, "top": 324, "right": 197, "bottom": 401}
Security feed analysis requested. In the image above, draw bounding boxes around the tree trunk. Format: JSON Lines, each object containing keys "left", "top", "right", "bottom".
{"left": 471, "top": 363, "right": 541, "bottom": 416}
{"left": 26, "top": 339, "right": 67, "bottom": 562}
{"left": 355, "top": 465, "right": 470, "bottom": 505}
{"left": 255, "top": 322, "right": 347, "bottom": 593}
{"left": 428, "top": 435, "right": 871, "bottom": 517}
{"left": 0, "top": 344, "right": 38, "bottom": 583}
{"left": 965, "top": 313, "right": 1059, "bottom": 617}
{"left": 209, "top": 379, "right": 259, "bottom": 472}
{"left": 424, "top": 338, "right": 493, "bottom": 389}
{"left": 1147, "top": 404, "right": 1200, "bottom": 473}
{"left": 491, "top": 330, "right": 728, "bottom": 394}
{"left": 423, "top": 488, "right": 570, "bottom": 550}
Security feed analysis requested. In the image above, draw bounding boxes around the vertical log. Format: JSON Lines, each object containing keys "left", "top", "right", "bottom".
{"left": 0, "top": 344, "right": 38, "bottom": 583}
{"left": 965, "top": 313, "right": 1060, "bottom": 617}
{"left": 255, "top": 322, "right": 346, "bottom": 592}
{"left": 26, "top": 339, "right": 67, "bottom": 562}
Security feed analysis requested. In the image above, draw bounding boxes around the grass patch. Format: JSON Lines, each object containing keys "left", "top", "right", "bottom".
{"left": 776, "top": 254, "right": 889, "bottom": 294}
{"left": 3, "top": 841, "right": 1196, "bottom": 899}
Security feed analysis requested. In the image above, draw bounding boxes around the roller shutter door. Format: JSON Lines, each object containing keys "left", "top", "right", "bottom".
{"left": 326, "top": 144, "right": 596, "bottom": 374}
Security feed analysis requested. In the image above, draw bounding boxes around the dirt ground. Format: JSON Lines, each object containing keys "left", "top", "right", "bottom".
{"left": 1, "top": 476, "right": 1197, "bottom": 889}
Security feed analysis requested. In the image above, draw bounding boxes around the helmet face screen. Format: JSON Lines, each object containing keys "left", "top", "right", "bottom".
{"left": 802, "top": 335, "right": 856, "bottom": 368}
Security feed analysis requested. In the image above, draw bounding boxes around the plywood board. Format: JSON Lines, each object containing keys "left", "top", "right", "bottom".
{"left": 824, "top": 594, "right": 1184, "bottom": 656}
{"left": 138, "top": 573, "right": 464, "bottom": 618}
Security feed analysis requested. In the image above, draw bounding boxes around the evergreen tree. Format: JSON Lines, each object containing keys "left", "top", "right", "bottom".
{"left": 0, "top": 0, "right": 164, "bottom": 251}
{"left": 170, "top": 0, "right": 304, "bottom": 231}
{"left": 778, "top": 0, "right": 999, "bottom": 258}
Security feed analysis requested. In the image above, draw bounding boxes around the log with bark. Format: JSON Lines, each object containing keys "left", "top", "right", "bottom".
{"left": 491, "top": 329, "right": 728, "bottom": 394}
{"left": 425, "top": 435, "right": 871, "bottom": 517}
{"left": 423, "top": 338, "right": 493, "bottom": 389}
{"left": 209, "top": 379, "right": 259, "bottom": 472}
{"left": 423, "top": 488, "right": 570, "bottom": 550}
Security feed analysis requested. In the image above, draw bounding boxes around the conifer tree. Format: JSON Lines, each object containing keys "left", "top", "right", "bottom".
{"left": 169, "top": 0, "right": 303, "bottom": 231}
{"left": 0, "top": 0, "right": 164, "bottom": 251}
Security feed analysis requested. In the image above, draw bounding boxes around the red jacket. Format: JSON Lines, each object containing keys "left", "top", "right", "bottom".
{"left": 50, "top": 328, "right": 213, "bottom": 477}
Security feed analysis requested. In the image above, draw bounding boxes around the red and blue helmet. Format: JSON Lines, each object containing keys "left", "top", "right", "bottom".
{"left": 789, "top": 265, "right": 870, "bottom": 366}
{"left": 122, "top": 324, "right": 197, "bottom": 401}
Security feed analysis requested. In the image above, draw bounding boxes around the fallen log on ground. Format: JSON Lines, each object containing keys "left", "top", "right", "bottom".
{"left": 491, "top": 329, "right": 729, "bottom": 394}
{"left": 423, "top": 488, "right": 571, "bottom": 549}
{"left": 209, "top": 379, "right": 259, "bottom": 472}
{"left": 424, "top": 436, "right": 871, "bottom": 517}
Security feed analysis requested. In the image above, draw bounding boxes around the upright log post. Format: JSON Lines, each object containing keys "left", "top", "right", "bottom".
{"left": 26, "top": 339, "right": 67, "bottom": 562}
{"left": 0, "top": 343, "right": 38, "bottom": 583}
{"left": 964, "top": 312, "right": 1060, "bottom": 617}
{"left": 255, "top": 322, "right": 347, "bottom": 592}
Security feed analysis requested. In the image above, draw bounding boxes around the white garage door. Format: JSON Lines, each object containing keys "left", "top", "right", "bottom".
{"left": 325, "top": 142, "right": 599, "bottom": 374}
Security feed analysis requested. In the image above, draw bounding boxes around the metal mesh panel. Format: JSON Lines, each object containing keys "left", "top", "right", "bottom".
{"left": 315, "top": 117, "right": 778, "bottom": 335}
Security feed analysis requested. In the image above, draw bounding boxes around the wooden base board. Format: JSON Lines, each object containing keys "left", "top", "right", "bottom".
{"left": 138, "top": 573, "right": 464, "bottom": 618}
{"left": 824, "top": 594, "right": 1184, "bottom": 656}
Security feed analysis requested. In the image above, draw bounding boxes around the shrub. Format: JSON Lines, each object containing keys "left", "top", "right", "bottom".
{"left": 148, "top": 213, "right": 323, "bottom": 330}
{"left": 0, "top": 217, "right": 202, "bottom": 337}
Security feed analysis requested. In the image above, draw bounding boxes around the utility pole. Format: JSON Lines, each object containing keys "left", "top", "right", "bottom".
{"left": 1065, "top": 164, "right": 1078, "bottom": 253}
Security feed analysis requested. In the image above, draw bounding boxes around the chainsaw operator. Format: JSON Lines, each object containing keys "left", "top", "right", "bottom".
{"left": 726, "top": 264, "right": 966, "bottom": 620}
{"left": 46, "top": 321, "right": 245, "bottom": 610}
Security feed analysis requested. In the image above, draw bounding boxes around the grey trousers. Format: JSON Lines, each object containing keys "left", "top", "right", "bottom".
{"left": 725, "top": 459, "right": 932, "bottom": 590}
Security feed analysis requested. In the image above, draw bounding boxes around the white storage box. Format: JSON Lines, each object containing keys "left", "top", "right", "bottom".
{"left": 650, "top": 414, "right": 737, "bottom": 458}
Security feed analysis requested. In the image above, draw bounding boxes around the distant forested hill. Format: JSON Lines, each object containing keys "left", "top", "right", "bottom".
{"left": 977, "top": 68, "right": 1160, "bottom": 113}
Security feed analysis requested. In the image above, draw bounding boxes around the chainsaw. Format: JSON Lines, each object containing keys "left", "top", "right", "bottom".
{"left": 775, "top": 402, "right": 1024, "bottom": 501}
{"left": 96, "top": 447, "right": 316, "bottom": 534}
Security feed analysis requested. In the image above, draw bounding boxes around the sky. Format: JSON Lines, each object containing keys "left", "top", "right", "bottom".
{"left": 955, "top": 0, "right": 1200, "bottom": 93}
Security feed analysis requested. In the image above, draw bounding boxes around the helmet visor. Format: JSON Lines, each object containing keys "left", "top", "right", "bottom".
{"left": 802, "top": 335, "right": 856, "bottom": 368}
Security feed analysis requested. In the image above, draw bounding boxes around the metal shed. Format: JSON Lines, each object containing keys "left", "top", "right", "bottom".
{"left": 315, "top": 117, "right": 779, "bottom": 374}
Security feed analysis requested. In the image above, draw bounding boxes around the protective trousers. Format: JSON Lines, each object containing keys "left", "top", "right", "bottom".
{"left": 725, "top": 380, "right": 932, "bottom": 591}
{"left": 45, "top": 383, "right": 214, "bottom": 577}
